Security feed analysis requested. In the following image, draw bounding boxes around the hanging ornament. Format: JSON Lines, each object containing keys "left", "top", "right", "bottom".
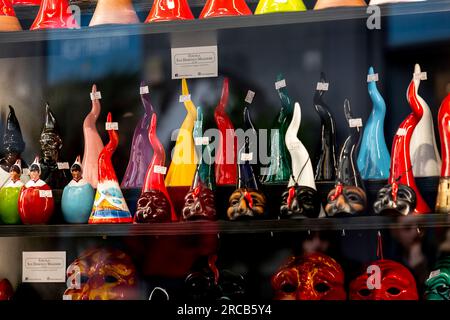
{"left": 436, "top": 93, "right": 450, "bottom": 213}
{"left": 255, "top": 0, "right": 306, "bottom": 14}
{"left": 89, "top": 0, "right": 139, "bottom": 27}
{"left": 314, "top": 0, "right": 366, "bottom": 10}
{"left": 30, "top": 0, "right": 78, "bottom": 30}
{"left": 0, "top": 0, "right": 22, "bottom": 31}
{"left": 0, "top": 160, "right": 24, "bottom": 224}
{"left": 199, "top": 0, "right": 252, "bottom": 19}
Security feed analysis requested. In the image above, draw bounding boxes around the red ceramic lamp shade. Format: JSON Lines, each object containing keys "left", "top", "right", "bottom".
{"left": 0, "top": 0, "right": 22, "bottom": 31}
{"left": 145, "top": 0, "right": 194, "bottom": 23}
{"left": 200, "top": 0, "right": 252, "bottom": 19}
{"left": 30, "top": 0, "right": 78, "bottom": 30}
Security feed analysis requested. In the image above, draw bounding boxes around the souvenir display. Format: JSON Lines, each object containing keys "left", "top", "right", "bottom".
{"left": 61, "top": 156, "right": 95, "bottom": 224}
{"left": 214, "top": 78, "right": 237, "bottom": 186}
{"left": 199, "top": 0, "right": 252, "bottom": 18}
{"left": 357, "top": 67, "right": 390, "bottom": 180}
{"left": 0, "top": 106, "right": 28, "bottom": 187}
{"left": 165, "top": 79, "right": 198, "bottom": 187}
{"left": 0, "top": 278, "right": 13, "bottom": 300}
{"left": 182, "top": 108, "right": 217, "bottom": 221}
{"left": 262, "top": 74, "right": 293, "bottom": 184}
{"left": 145, "top": 0, "right": 194, "bottom": 22}
{"left": 89, "top": 113, "right": 132, "bottom": 224}
{"left": 272, "top": 252, "right": 346, "bottom": 300}
{"left": 30, "top": 0, "right": 77, "bottom": 30}
{"left": 134, "top": 114, "right": 176, "bottom": 223}
{"left": 313, "top": 72, "right": 337, "bottom": 181}
{"left": 425, "top": 255, "right": 450, "bottom": 300}
{"left": 280, "top": 102, "right": 322, "bottom": 219}
{"left": 89, "top": 0, "right": 139, "bottom": 26}
{"left": 325, "top": 100, "right": 366, "bottom": 217}
{"left": 370, "top": 0, "right": 426, "bottom": 4}
{"left": 0, "top": 160, "right": 24, "bottom": 224}
{"left": 255, "top": 0, "right": 306, "bottom": 14}
{"left": 374, "top": 79, "right": 431, "bottom": 215}
{"left": 314, "top": 0, "right": 367, "bottom": 10}
{"left": 18, "top": 157, "right": 54, "bottom": 225}
{"left": 39, "top": 104, "right": 70, "bottom": 189}
{"left": 82, "top": 85, "right": 104, "bottom": 189}
{"left": 121, "top": 82, "right": 154, "bottom": 189}
{"left": 350, "top": 259, "right": 419, "bottom": 300}
{"left": 409, "top": 64, "right": 441, "bottom": 177}
{"left": 436, "top": 93, "right": 450, "bottom": 213}
{"left": 63, "top": 247, "right": 138, "bottom": 300}
{"left": 0, "top": 0, "right": 21, "bottom": 31}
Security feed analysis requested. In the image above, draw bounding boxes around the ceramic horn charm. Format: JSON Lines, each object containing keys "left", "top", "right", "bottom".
{"left": 121, "top": 82, "right": 154, "bottom": 188}
{"left": 0, "top": 0, "right": 22, "bottom": 31}
{"left": 145, "top": 0, "right": 194, "bottom": 22}
{"left": 436, "top": 93, "right": 450, "bottom": 213}
{"left": 89, "top": 113, "right": 132, "bottom": 224}
{"left": 325, "top": 100, "right": 367, "bottom": 217}
{"left": 200, "top": 0, "right": 252, "bottom": 18}
{"left": 30, "top": 0, "right": 78, "bottom": 29}
{"left": 134, "top": 114, "right": 176, "bottom": 223}
{"left": 357, "top": 67, "right": 391, "bottom": 180}
{"left": 0, "top": 160, "right": 24, "bottom": 224}
{"left": 280, "top": 102, "right": 321, "bottom": 219}
{"left": 89, "top": 0, "right": 139, "bottom": 26}
{"left": 255, "top": 0, "right": 306, "bottom": 14}
{"left": 314, "top": 0, "right": 366, "bottom": 10}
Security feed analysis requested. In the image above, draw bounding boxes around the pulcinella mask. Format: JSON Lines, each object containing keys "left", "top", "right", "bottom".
{"left": 280, "top": 185, "right": 321, "bottom": 219}
{"left": 325, "top": 184, "right": 367, "bottom": 217}
{"left": 135, "top": 190, "right": 172, "bottom": 223}
{"left": 182, "top": 183, "right": 216, "bottom": 221}
{"left": 373, "top": 183, "right": 417, "bottom": 216}
{"left": 227, "top": 188, "right": 266, "bottom": 220}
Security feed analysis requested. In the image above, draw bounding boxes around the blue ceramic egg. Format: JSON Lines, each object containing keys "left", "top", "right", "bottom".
{"left": 62, "top": 179, "right": 95, "bottom": 224}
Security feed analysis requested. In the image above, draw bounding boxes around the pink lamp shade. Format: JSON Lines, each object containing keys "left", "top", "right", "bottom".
{"left": 89, "top": 0, "right": 139, "bottom": 27}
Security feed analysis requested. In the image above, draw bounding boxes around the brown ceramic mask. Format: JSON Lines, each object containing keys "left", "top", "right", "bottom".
{"left": 135, "top": 190, "right": 172, "bottom": 223}
{"left": 182, "top": 183, "right": 217, "bottom": 221}
{"left": 227, "top": 188, "right": 266, "bottom": 220}
{"left": 280, "top": 185, "right": 321, "bottom": 219}
{"left": 325, "top": 185, "right": 367, "bottom": 217}
{"left": 374, "top": 183, "right": 417, "bottom": 216}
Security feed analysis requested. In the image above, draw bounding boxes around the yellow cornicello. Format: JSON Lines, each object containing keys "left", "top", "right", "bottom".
{"left": 165, "top": 79, "right": 198, "bottom": 187}
{"left": 255, "top": 0, "right": 307, "bottom": 14}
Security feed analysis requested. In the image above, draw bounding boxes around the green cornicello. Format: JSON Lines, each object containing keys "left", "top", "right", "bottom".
{"left": 194, "top": 107, "right": 215, "bottom": 190}
{"left": 425, "top": 255, "right": 450, "bottom": 300}
{"left": 262, "top": 74, "right": 293, "bottom": 184}
{"left": 0, "top": 183, "right": 23, "bottom": 224}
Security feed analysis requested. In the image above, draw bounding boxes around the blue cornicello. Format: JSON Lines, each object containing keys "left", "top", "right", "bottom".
{"left": 62, "top": 156, "right": 95, "bottom": 224}
{"left": 357, "top": 67, "right": 391, "bottom": 180}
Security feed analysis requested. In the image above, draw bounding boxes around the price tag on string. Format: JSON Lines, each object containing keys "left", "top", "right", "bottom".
{"left": 90, "top": 91, "right": 102, "bottom": 100}
{"left": 275, "top": 79, "right": 286, "bottom": 90}
{"left": 316, "top": 82, "right": 329, "bottom": 91}
{"left": 179, "top": 94, "right": 191, "bottom": 103}
{"left": 140, "top": 86, "right": 149, "bottom": 94}
{"left": 167, "top": 0, "right": 175, "bottom": 9}
{"left": 154, "top": 165, "right": 167, "bottom": 175}
{"left": 397, "top": 128, "right": 407, "bottom": 136}
{"left": 367, "top": 73, "right": 379, "bottom": 82}
{"left": 241, "top": 153, "right": 253, "bottom": 162}
{"left": 105, "top": 122, "right": 119, "bottom": 131}
{"left": 195, "top": 137, "right": 210, "bottom": 146}
{"left": 57, "top": 162, "right": 70, "bottom": 170}
{"left": 428, "top": 269, "right": 441, "bottom": 280}
{"left": 39, "top": 190, "right": 53, "bottom": 198}
{"left": 413, "top": 72, "right": 427, "bottom": 81}
{"left": 349, "top": 118, "right": 362, "bottom": 128}
{"left": 245, "top": 90, "right": 255, "bottom": 104}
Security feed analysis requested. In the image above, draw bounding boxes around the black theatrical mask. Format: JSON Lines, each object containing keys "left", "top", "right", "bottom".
{"left": 373, "top": 183, "right": 417, "bottom": 216}
{"left": 135, "top": 190, "right": 172, "bottom": 223}
{"left": 280, "top": 185, "right": 321, "bottom": 219}
{"left": 0, "top": 106, "right": 27, "bottom": 172}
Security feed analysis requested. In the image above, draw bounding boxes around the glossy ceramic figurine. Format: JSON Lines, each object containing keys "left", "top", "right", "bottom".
{"left": 0, "top": 279, "right": 13, "bottom": 300}
{"left": 0, "top": 160, "right": 24, "bottom": 224}
{"left": 262, "top": 74, "right": 293, "bottom": 184}
{"left": 314, "top": 0, "right": 366, "bottom": 10}
{"left": 313, "top": 72, "right": 337, "bottom": 181}
{"left": 12, "top": 0, "right": 41, "bottom": 5}
{"left": 357, "top": 67, "right": 391, "bottom": 180}
{"left": 425, "top": 255, "right": 450, "bottom": 300}
{"left": 373, "top": 80, "right": 431, "bottom": 215}
{"left": 325, "top": 100, "right": 367, "bottom": 217}
{"left": 0, "top": 106, "right": 28, "bottom": 187}
{"left": 30, "top": 0, "right": 78, "bottom": 30}
{"left": 214, "top": 78, "right": 237, "bottom": 186}
{"left": 182, "top": 108, "right": 217, "bottom": 221}
{"left": 145, "top": 0, "right": 194, "bottom": 22}
{"left": 0, "top": 0, "right": 22, "bottom": 31}
{"left": 436, "top": 93, "right": 450, "bottom": 213}
{"left": 89, "top": 113, "right": 132, "bottom": 224}
{"left": 350, "top": 259, "right": 419, "bottom": 300}
{"left": 199, "top": 0, "right": 252, "bottom": 18}
{"left": 135, "top": 114, "right": 176, "bottom": 223}
{"left": 64, "top": 247, "right": 138, "bottom": 300}
{"left": 89, "top": 0, "right": 139, "bottom": 26}
{"left": 255, "top": 0, "right": 306, "bottom": 14}
{"left": 82, "top": 85, "right": 104, "bottom": 189}
{"left": 61, "top": 156, "right": 95, "bottom": 224}
{"left": 272, "top": 253, "right": 346, "bottom": 300}
{"left": 409, "top": 64, "right": 441, "bottom": 177}
{"left": 18, "top": 157, "right": 54, "bottom": 225}
{"left": 121, "top": 82, "right": 154, "bottom": 189}
{"left": 280, "top": 102, "right": 321, "bottom": 219}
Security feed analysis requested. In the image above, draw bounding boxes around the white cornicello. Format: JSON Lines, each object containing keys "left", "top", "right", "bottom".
{"left": 409, "top": 64, "right": 441, "bottom": 177}
{"left": 369, "top": 0, "right": 425, "bottom": 4}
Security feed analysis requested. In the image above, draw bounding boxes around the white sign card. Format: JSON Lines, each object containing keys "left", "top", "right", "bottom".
{"left": 23, "top": 251, "right": 66, "bottom": 283}
{"left": 172, "top": 45, "right": 218, "bottom": 79}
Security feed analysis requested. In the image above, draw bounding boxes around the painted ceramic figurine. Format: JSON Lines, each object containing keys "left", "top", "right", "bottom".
{"left": 0, "top": 160, "right": 24, "bottom": 224}
{"left": 436, "top": 93, "right": 450, "bottom": 213}
{"left": 165, "top": 79, "right": 198, "bottom": 187}
{"left": 280, "top": 102, "right": 322, "bottom": 219}
{"left": 61, "top": 156, "right": 95, "bottom": 224}
{"left": 214, "top": 78, "right": 237, "bottom": 186}
{"left": 262, "top": 74, "right": 293, "bottom": 184}
{"left": 199, "top": 0, "right": 252, "bottom": 18}
{"left": 325, "top": 100, "right": 367, "bottom": 217}
{"left": 350, "top": 259, "right": 418, "bottom": 300}
{"left": 357, "top": 67, "right": 391, "bottom": 180}
{"left": 145, "top": 0, "right": 194, "bottom": 22}
{"left": 314, "top": 0, "right": 366, "bottom": 10}
{"left": 89, "top": 0, "right": 139, "bottom": 26}
{"left": 30, "top": 0, "right": 78, "bottom": 30}
{"left": 18, "top": 157, "right": 54, "bottom": 225}
{"left": 373, "top": 79, "right": 431, "bottom": 215}
{"left": 0, "top": 279, "right": 13, "bottom": 300}
{"left": 182, "top": 108, "right": 217, "bottom": 221}
{"left": 409, "top": 64, "right": 441, "bottom": 177}
{"left": 313, "top": 72, "right": 337, "bottom": 181}
{"left": 272, "top": 253, "right": 346, "bottom": 300}
{"left": 82, "top": 85, "right": 104, "bottom": 189}
{"left": 89, "top": 113, "right": 132, "bottom": 224}
{"left": 121, "top": 82, "right": 154, "bottom": 189}
{"left": 425, "top": 255, "right": 450, "bottom": 300}
{"left": 0, "top": 106, "right": 28, "bottom": 188}
{"left": 39, "top": 104, "right": 70, "bottom": 189}
{"left": 255, "top": 0, "right": 306, "bottom": 14}
{"left": 0, "top": 0, "right": 22, "bottom": 31}
{"left": 135, "top": 114, "right": 176, "bottom": 223}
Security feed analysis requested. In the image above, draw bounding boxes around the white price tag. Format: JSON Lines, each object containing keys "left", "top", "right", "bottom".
{"left": 245, "top": 90, "right": 255, "bottom": 104}
{"left": 154, "top": 165, "right": 167, "bottom": 175}
{"left": 63, "top": 295, "right": 72, "bottom": 301}
{"left": 140, "top": 86, "right": 149, "bottom": 94}
{"left": 275, "top": 79, "right": 286, "bottom": 90}
{"left": 39, "top": 190, "right": 53, "bottom": 198}
{"left": 171, "top": 45, "right": 218, "bottom": 79}
{"left": 349, "top": 118, "right": 362, "bottom": 128}
{"left": 241, "top": 153, "right": 253, "bottom": 161}
{"left": 90, "top": 91, "right": 102, "bottom": 100}
{"left": 367, "top": 73, "right": 379, "bottom": 82}
{"left": 105, "top": 122, "right": 119, "bottom": 131}
{"left": 413, "top": 72, "right": 427, "bottom": 81}
{"left": 23, "top": 251, "right": 66, "bottom": 283}
{"left": 316, "top": 82, "right": 329, "bottom": 91}
{"left": 195, "top": 137, "right": 210, "bottom": 146}
{"left": 397, "top": 128, "right": 407, "bottom": 136}
{"left": 179, "top": 94, "right": 191, "bottom": 103}
{"left": 167, "top": 0, "right": 175, "bottom": 9}
{"left": 57, "top": 162, "right": 70, "bottom": 170}
{"left": 428, "top": 269, "right": 441, "bottom": 280}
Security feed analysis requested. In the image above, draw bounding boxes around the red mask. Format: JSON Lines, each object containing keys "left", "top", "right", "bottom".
{"left": 0, "top": 279, "right": 13, "bottom": 300}
{"left": 272, "top": 252, "right": 346, "bottom": 300}
{"left": 350, "top": 259, "right": 418, "bottom": 300}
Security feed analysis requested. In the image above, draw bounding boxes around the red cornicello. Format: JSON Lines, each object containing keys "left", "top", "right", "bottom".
{"left": 438, "top": 93, "right": 450, "bottom": 177}
{"left": 145, "top": 0, "right": 194, "bottom": 23}
{"left": 30, "top": 0, "right": 78, "bottom": 30}
{"left": 200, "top": 0, "right": 252, "bottom": 18}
